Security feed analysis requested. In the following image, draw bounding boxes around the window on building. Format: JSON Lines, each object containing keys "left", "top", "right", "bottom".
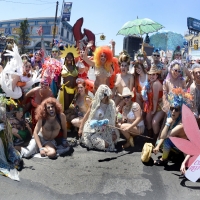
{"left": 67, "top": 31, "right": 69, "bottom": 39}
{"left": 42, "top": 26, "right": 51, "bottom": 35}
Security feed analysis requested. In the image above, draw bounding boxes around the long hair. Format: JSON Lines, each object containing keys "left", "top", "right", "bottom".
{"left": 93, "top": 46, "right": 113, "bottom": 72}
{"left": 35, "top": 97, "right": 63, "bottom": 121}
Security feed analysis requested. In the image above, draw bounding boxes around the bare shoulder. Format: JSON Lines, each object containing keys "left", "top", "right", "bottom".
{"left": 60, "top": 113, "right": 66, "bottom": 120}
{"left": 132, "top": 102, "right": 140, "bottom": 112}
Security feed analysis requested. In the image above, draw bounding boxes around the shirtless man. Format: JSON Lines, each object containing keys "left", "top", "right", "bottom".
{"left": 18, "top": 97, "right": 69, "bottom": 158}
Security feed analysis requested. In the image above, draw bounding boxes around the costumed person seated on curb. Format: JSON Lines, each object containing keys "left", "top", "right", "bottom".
{"left": 50, "top": 46, "right": 63, "bottom": 98}
{"left": 112, "top": 51, "right": 134, "bottom": 109}
{"left": 79, "top": 84, "right": 120, "bottom": 151}
{"left": 169, "top": 46, "right": 193, "bottom": 89}
{"left": 65, "top": 80, "right": 92, "bottom": 129}
{"left": 22, "top": 78, "right": 53, "bottom": 132}
{"left": 58, "top": 47, "right": 79, "bottom": 112}
{"left": 133, "top": 62, "right": 148, "bottom": 108}
{"left": 16, "top": 97, "right": 70, "bottom": 158}
{"left": 151, "top": 49, "right": 168, "bottom": 82}
{"left": 189, "top": 63, "right": 200, "bottom": 128}
{"left": 0, "top": 95, "right": 22, "bottom": 181}
{"left": 162, "top": 60, "right": 186, "bottom": 114}
{"left": 117, "top": 87, "right": 144, "bottom": 149}
{"left": 144, "top": 65, "right": 164, "bottom": 144}
{"left": 153, "top": 88, "right": 193, "bottom": 166}
{"left": 82, "top": 41, "right": 114, "bottom": 93}
{"left": 9, "top": 106, "right": 32, "bottom": 146}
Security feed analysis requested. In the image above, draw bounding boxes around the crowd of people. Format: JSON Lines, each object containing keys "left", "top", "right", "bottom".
{"left": 0, "top": 36, "right": 199, "bottom": 181}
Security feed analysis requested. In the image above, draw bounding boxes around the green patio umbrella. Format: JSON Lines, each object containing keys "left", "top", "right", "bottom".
{"left": 117, "top": 18, "right": 164, "bottom": 36}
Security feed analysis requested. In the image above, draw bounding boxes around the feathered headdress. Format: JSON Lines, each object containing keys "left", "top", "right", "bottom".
{"left": 167, "top": 87, "right": 193, "bottom": 108}
{"left": 41, "top": 57, "right": 62, "bottom": 84}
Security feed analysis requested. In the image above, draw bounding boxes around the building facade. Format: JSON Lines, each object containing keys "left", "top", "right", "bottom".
{"left": 184, "top": 33, "right": 200, "bottom": 60}
{"left": 0, "top": 17, "right": 74, "bottom": 53}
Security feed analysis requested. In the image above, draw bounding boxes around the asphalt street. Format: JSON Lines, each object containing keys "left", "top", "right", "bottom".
{"left": 0, "top": 135, "right": 200, "bottom": 200}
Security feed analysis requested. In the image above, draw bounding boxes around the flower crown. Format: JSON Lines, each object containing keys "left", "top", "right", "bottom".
{"left": 167, "top": 88, "right": 193, "bottom": 108}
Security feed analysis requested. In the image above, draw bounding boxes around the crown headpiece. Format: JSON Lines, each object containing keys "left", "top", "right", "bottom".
{"left": 60, "top": 44, "right": 79, "bottom": 58}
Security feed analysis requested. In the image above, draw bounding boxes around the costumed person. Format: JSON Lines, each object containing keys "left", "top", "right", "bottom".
{"left": 169, "top": 46, "right": 193, "bottom": 89}
{"left": 42, "top": 57, "right": 62, "bottom": 98}
{"left": 189, "top": 63, "right": 200, "bottom": 128}
{"left": 133, "top": 62, "right": 148, "bottom": 108}
{"left": 0, "top": 36, "right": 15, "bottom": 69}
{"left": 117, "top": 87, "right": 144, "bottom": 149}
{"left": 79, "top": 85, "right": 120, "bottom": 151}
{"left": 162, "top": 60, "right": 186, "bottom": 113}
{"left": 0, "top": 44, "right": 41, "bottom": 99}
{"left": 0, "top": 95, "right": 22, "bottom": 181}
{"left": 82, "top": 41, "right": 113, "bottom": 93}
{"left": 58, "top": 45, "right": 79, "bottom": 112}
{"left": 22, "top": 77, "right": 53, "bottom": 132}
{"left": 144, "top": 65, "right": 164, "bottom": 144}
{"left": 151, "top": 49, "right": 168, "bottom": 82}
{"left": 16, "top": 97, "right": 71, "bottom": 159}
{"left": 153, "top": 88, "right": 193, "bottom": 166}
{"left": 65, "top": 81, "right": 92, "bottom": 129}
{"left": 75, "top": 48, "right": 91, "bottom": 82}
{"left": 31, "top": 49, "right": 44, "bottom": 71}
{"left": 112, "top": 51, "right": 134, "bottom": 108}
{"left": 19, "top": 54, "right": 41, "bottom": 94}
{"left": 9, "top": 106, "right": 32, "bottom": 146}
{"left": 131, "top": 51, "right": 151, "bottom": 73}
{"left": 109, "top": 57, "right": 120, "bottom": 89}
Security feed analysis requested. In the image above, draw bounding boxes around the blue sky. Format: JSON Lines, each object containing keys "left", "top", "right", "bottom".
{"left": 0, "top": 0, "right": 200, "bottom": 55}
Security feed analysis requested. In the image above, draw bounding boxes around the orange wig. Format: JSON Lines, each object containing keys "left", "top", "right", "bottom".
{"left": 35, "top": 97, "right": 63, "bottom": 121}
{"left": 93, "top": 46, "right": 113, "bottom": 72}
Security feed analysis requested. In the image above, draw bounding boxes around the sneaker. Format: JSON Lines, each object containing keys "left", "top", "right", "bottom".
{"left": 14, "top": 139, "right": 24, "bottom": 146}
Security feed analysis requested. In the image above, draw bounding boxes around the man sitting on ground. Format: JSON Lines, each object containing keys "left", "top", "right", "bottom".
{"left": 16, "top": 97, "right": 70, "bottom": 158}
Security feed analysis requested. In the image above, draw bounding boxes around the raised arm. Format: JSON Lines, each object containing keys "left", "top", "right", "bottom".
{"left": 82, "top": 44, "right": 95, "bottom": 67}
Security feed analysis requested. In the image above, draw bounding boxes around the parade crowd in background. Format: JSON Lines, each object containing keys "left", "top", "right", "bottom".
{"left": 0, "top": 36, "right": 200, "bottom": 181}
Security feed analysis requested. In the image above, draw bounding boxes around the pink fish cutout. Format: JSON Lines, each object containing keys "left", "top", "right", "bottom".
{"left": 170, "top": 104, "right": 200, "bottom": 167}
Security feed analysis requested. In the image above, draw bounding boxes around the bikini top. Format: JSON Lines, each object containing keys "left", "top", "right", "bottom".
{"left": 61, "top": 65, "right": 78, "bottom": 78}
{"left": 95, "top": 67, "right": 111, "bottom": 77}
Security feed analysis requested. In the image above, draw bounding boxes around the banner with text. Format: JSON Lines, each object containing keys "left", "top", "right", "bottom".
{"left": 61, "top": 2, "right": 72, "bottom": 22}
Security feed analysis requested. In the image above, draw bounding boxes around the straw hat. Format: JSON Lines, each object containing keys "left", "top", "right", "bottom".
{"left": 141, "top": 143, "right": 154, "bottom": 162}
{"left": 119, "top": 87, "right": 134, "bottom": 97}
{"left": 147, "top": 65, "right": 161, "bottom": 74}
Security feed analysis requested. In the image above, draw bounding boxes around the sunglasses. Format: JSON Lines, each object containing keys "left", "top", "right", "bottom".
{"left": 153, "top": 54, "right": 160, "bottom": 57}
{"left": 137, "top": 57, "right": 144, "bottom": 60}
{"left": 123, "top": 95, "right": 132, "bottom": 99}
{"left": 175, "top": 54, "right": 181, "bottom": 56}
{"left": 52, "top": 51, "right": 58, "bottom": 53}
{"left": 170, "top": 107, "right": 180, "bottom": 112}
{"left": 121, "top": 64, "right": 128, "bottom": 67}
{"left": 173, "top": 69, "right": 181, "bottom": 73}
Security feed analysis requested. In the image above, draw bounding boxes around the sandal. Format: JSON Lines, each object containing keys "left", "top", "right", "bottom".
{"left": 154, "top": 159, "right": 168, "bottom": 166}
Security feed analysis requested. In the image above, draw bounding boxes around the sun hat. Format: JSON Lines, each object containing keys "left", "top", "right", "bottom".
{"left": 141, "top": 143, "right": 154, "bottom": 162}
{"left": 119, "top": 87, "right": 134, "bottom": 97}
{"left": 147, "top": 65, "right": 161, "bottom": 74}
